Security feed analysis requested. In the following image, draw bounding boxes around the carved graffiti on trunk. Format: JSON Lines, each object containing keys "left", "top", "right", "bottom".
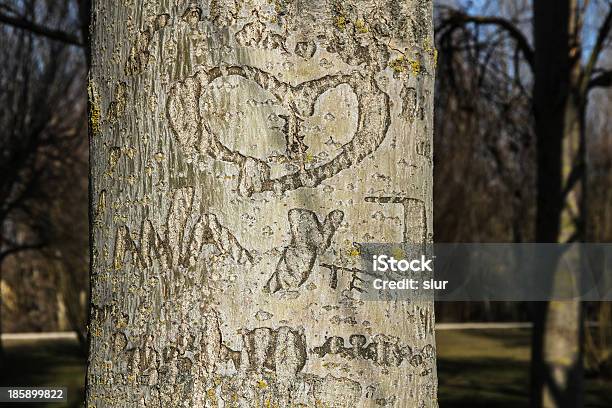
{"left": 265, "top": 208, "right": 344, "bottom": 293}
{"left": 112, "top": 187, "right": 252, "bottom": 272}
{"left": 312, "top": 334, "right": 435, "bottom": 370}
{"left": 166, "top": 65, "right": 391, "bottom": 196}
{"left": 88, "top": 0, "right": 437, "bottom": 405}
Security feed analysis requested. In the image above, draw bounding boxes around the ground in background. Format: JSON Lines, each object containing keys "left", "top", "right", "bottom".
{"left": 1, "top": 328, "right": 611, "bottom": 407}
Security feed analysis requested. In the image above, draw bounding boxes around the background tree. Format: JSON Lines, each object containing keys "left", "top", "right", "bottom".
{"left": 0, "top": 0, "right": 88, "bottom": 357}
{"left": 434, "top": 0, "right": 535, "bottom": 323}
{"left": 436, "top": 0, "right": 612, "bottom": 407}
{"left": 584, "top": 81, "right": 612, "bottom": 376}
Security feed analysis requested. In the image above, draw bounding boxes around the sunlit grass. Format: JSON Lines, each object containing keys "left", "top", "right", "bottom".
{"left": 437, "top": 329, "right": 612, "bottom": 407}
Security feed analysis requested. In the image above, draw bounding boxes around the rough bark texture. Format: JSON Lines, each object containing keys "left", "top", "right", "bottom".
{"left": 532, "top": 1, "right": 583, "bottom": 407}
{"left": 86, "top": 1, "right": 436, "bottom": 407}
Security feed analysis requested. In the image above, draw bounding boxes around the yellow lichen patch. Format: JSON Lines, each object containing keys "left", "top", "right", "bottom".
{"left": 348, "top": 246, "right": 361, "bottom": 257}
{"left": 96, "top": 190, "right": 106, "bottom": 214}
{"left": 90, "top": 324, "right": 102, "bottom": 338}
{"left": 124, "top": 146, "right": 136, "bottom": 159}
{"left": 154, "top": 152, "right": 165, "bottom": 163}
{"left": 274, "top": 1, "right": 283, "bottom": 14}
{"left": 391, "top": 246, "right": 406, "bottom": 260}
{"left": 408, "top": 59, "right": 421, "bottom": 75}
{"left": 116, "top": 315, "right": 128, "bottom": 329}
{"left": 315, "top": 400, "right": 329, "bottom": 408}
{"left": 424, "top": 44, "right": 439, "bottom": 67}
{"left": 257, "top": 379, "right": 267, "bottom": 389}
{"left": 263, "top": 399, "right": 279, "bottom": 408}
{"left": 389, "top": 56, "right": 406, "bottom": 73}
{"left": 89, "top": 104, "right": 101, "bottom": 136}
{"left": 336, "top": 15, "right": 346, "bottom": 30}
{"left": 90, "top": 104, "right": 101, "bottom": 135}
{"left": 87, "top": 80, "right": 101, "bottom": 135}
{"left": 305, "top": 152, "right": 315, "bottom": 163}
{"left": 206, "top": 387, "right": 218, "bottom": 408}
{"left": 390, "top": 56, "right": 423, "bottom": 76}
{"left": 355, "top": 19, "right": 368, "bottom": 33}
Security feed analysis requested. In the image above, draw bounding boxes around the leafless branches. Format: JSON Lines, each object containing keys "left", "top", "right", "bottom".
{"left": 0, "top": 27, "right": 85, "bottom": 264}
{"left": 436, "top": 6, "right": 535, "bottom": 70}
{"left": 586, "top": 5, "right": 612, "bottom": 91}
{"left": 0, "top": 11, "right": 82, "bottom": 46}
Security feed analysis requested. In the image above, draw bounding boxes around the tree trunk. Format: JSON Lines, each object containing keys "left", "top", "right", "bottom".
{"left": 86, "top": 1, "right": 437, "bottom": 406}
{"left": 532, "top": 1, "right": 584, "bottom": 407}
{"left": 0, "top": 262, "right": 3, "bottom": 361}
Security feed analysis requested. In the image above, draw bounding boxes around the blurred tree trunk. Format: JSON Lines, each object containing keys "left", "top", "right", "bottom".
{"left": 0, "top": 263, "right": 3, "bottom": 361}
{"left": 532, "top": 1, "right": 584, "bottom": 407}
{"left": 56, "top": 260, "right": 88, "bottom": 353}
{"left": 86, "top": 0, "right": 437, "bottom": 406}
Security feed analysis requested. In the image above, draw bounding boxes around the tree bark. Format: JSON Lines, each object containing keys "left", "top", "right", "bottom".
{"left": 532, "top": 1, "right": 584, "bottom": 407}
{"left": 86, "top": 1, "right": 437, "bottom": 407}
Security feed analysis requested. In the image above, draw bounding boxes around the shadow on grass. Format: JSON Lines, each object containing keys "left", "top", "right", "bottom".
{"left": 0, "top": 339, "right": 85, "bottom": 408}
{"left": 438, "top": 357, "right": 529, "bottom": 407}
{"left": 437, "top": 329, "right": 612, "bottom": 408}
{"left": 469, "top": 328, "right": 533, "bottom": 349}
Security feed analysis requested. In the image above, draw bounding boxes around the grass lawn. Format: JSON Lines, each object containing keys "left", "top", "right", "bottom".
{"left": 0, "top": 338, "right": 85, "bottom": 408}
{"left": 436, "top": 328, "right": 612, "bottom": 407}
{"left": 0, "top": 328, "right": 611, "bottom": 407}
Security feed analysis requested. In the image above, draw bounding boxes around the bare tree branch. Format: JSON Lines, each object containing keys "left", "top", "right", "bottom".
{"left": 437, "top": 10, "right": 535, "bottom": 71}
{"left": 0, "top": 11, "right": 83, "bottom": 47}
{"left": 77, "top": 0, "right": 91, "bottom": 65}
{"left": 0, "top": 240, "right": 46, "bottom": 265}
{"left": 589, "top": 69, "right": 612, "bottom": 88}
{"left": 582, "top": 4, "right": 612, "bottom": 94}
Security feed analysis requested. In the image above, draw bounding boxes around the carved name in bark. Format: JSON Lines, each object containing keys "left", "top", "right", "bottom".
{"left": 312, "top": 334, "right": 435, "bottom": 371}
{"left": 111, "top": 187, "right": 252, "bottom": 272}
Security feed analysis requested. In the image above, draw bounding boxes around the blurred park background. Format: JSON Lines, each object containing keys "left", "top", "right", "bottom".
{"left": 1, "top": 0, "right": 612, "bottom": 406}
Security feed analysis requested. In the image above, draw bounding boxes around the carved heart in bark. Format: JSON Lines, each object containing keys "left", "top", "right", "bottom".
{"left": 167, "top": 65, "right": 390, "bottom": 196}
